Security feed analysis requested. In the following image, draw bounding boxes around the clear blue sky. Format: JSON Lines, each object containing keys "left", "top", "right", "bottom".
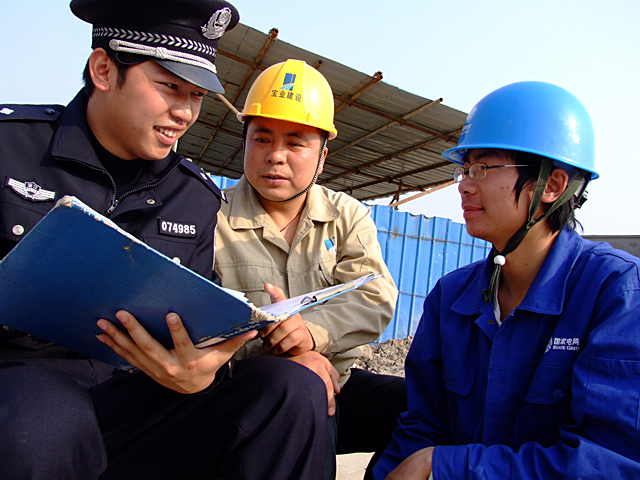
{"left": 2, "top": 1, "right": 638, "bottom": 234}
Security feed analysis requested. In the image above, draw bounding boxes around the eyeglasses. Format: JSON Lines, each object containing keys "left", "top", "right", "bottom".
{"left": 453, "top": 163, "right": 528, "bottom": 183}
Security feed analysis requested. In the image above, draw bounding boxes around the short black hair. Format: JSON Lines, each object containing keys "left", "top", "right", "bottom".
{"left": 82, "top": 49, "right": 146, "bottom": 97}
{"left": 510, "top": 150, "right": 581, "bottom": 233}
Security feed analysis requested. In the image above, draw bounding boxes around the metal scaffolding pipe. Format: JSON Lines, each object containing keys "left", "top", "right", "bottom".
{"left": 328, "top": 98, "right": 443, "bottom": 159}
{"left": 388, "top": 180, "right": 455, "bottom": 207}
{"left": 195, "top": 28, "right": 279, "bottom": 164}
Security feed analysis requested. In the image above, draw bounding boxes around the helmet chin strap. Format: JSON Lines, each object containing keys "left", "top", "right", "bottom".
{"left": 244, "top": 133, "right": 329, "bottom": 204}
{"left": 482, "top": 158, "right": 591, "bottom": 303}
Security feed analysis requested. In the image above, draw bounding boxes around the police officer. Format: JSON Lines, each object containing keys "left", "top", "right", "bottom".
{"left": 0, "top": 2, "right": 329, "bottom": 479}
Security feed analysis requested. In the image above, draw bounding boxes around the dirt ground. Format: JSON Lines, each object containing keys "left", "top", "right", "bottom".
{"left": 353, "top": 336, "right": 413, "bottom": 378}
{"left": 336, "top": 337, "right": 413, "bottom": 480}
{"left": 337, "top": 452, "right": 374, "bottom": 480}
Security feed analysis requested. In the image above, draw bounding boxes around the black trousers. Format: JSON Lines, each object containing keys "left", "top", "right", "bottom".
{"left": 0, "top": 356, "right": 328, "bottom": 480}
{"left": 336, "top": 368, "right": 408, "bottom": 479}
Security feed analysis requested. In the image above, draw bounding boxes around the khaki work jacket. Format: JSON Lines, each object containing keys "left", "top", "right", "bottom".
{"left": 215, "top": 176, "right": 398, "bottom": 385}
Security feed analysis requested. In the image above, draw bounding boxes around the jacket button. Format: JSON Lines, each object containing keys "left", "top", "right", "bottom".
{"left": 172, "top": 257, "right": 181, "bottom": 264}
{"left": 12, "top": 225, "right": 25, "bottom": 236}
{"left": 146, "top": 199, "right": 156, "bottom": 205}
{"left": 554, "top": 389, "right": 564, "bottom": 401}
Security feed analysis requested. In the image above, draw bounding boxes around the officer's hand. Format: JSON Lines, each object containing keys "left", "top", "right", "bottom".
{"left": 97, "top": 310, "right": 257, "bottom": 394}
{"left": 286, "top": 351, "right": 340, "bottom": 416}
{"left": 259, "top": 283, "right": 315, "bottom": 356}
{"left": 384, "top": 446, "right": 434, "bottom": 480}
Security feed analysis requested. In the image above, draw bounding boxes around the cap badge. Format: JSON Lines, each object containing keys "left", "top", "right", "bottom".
{"left": 201, "top": 7, "right": 232, "bottom": 40}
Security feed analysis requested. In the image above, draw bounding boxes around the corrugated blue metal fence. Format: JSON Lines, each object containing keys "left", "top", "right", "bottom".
{"left": 209, "top": 175, "right": 491, "bottom": 342}
{"left": 369, "top": 205, "right": 490, "bottom": 341}
{"left": 211, "top": 175, "right": 240, "bottom": 191}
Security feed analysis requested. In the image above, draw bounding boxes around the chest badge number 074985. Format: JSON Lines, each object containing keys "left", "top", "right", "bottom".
{"left": 157, "top": 217, "right": 197, "bottom": 238}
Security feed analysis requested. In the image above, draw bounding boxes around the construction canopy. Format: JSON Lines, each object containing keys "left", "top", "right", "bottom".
{"left": 177, "top": 23, "right": 468, "bottom": 204}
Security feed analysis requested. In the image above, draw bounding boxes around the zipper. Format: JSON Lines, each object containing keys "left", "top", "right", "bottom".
{"left": 58, "top": 157, "right": 180, "bottom": 216}
{"left": 107, "top": 161, "right": 180, "bottom": 214}
{"left": 58, "top": 157, "right": 118, "bottom": 214}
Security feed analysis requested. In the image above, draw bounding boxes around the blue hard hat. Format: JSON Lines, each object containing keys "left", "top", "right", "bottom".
{"left": 442, "top": 81, "right": 598, "bottom": 179}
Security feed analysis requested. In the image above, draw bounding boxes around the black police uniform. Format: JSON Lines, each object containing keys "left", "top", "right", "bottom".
{"left": 0, "top": 92, "right": 221, "bottom": 275}
{"left": 0, "top": 91, "right": 222, "bottom": 354}
{"left": 0, "top": 92, "right": 329, "bottom": 479}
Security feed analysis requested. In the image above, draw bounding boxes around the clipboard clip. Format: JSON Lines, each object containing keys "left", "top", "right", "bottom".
{"left": 300, "top": 295, "right": 319, "bottom": 306}
{"left": 297, "top": 273, "right": 382, "bottom": 307}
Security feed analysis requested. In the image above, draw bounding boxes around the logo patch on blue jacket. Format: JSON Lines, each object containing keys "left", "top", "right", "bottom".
{"left": 545, "top": 337, "right": 580, "bottom": 353}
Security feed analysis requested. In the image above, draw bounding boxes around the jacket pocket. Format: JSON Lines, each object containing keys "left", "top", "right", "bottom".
{"left": 215, "top": 262, "right": 281, "bottom": 308}
{"left": 0, "top": 197, "right": 49, "bottom": 241}
{"left": 443, "top": 354, "right": 476, "bottom": 396}
{"left": 518, "top": 364, "right": 573, "bottom": 447}
{"left": 585, "top": 356, "right": 640, "bottom": 445}
{"left": 442, "top": 354, "right": 478, "bottom": 442}
{"left": 141, "top": 235, "right": 198, "bottom": 272}
{"left": 317, "top": 253, "right": 337, "bottom": 287}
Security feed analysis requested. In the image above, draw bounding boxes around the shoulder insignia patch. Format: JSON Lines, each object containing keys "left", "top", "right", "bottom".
{"left": 179, "top": 158, "right": 227, "bottom": 202}
{"left": 5, "top": 177, "right": 57, "bottom": 202}
{"left": 0, "top": 104, "right": 64, "bottom": 122}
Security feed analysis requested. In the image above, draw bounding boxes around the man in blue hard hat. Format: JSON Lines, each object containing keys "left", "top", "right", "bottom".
{"left": 0, "top": 2, "right": 330, "bottom": 479}
{"left": 374, "top": 81, "right": 640, "bottom": 479}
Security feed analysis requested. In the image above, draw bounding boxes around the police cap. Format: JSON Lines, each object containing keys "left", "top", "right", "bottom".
{"left": 70, "top": 0, "right": 239, "bottom": 93}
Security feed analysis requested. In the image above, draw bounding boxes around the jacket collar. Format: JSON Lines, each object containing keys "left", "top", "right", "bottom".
{"left": 304, "top": 181, "right": 340, "bottom": 223}
{"left": 453, "top": 228, "right": 584, "bottom": 317}
{"left": 50, "top": 90, "right": 181, "bottom": 179}
{"left": 227, "top": 176, "right": 270, "bottom": 229}
{"left": 50, "top": 91, "right": 102, "bottom": 169}
{"left": 227, "top": 176, "right": 340, "bottom": 230}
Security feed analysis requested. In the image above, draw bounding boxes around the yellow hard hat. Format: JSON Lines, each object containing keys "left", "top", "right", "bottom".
{"left": 238, "top": 59, "right": 338, "bottom": 139}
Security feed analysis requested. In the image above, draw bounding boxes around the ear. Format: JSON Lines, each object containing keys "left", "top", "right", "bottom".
{"left": 317, "top": 146, "right": 327, "bottom": 176}
{"left": 88, "top": 48, "right": 115, "bottom": 93}
{"left": 541, "top": 167, "right": 569, "bottom": 204}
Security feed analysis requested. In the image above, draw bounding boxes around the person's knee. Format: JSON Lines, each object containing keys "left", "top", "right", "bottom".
{"left": 230, "top": 357, "right": 329, "bottom": 430}
{"left": 212, "top": 358, "right": 329, "bottom": 479}
{"left": 240, "top": 357, "right": 326, "bottom": 399}
{"left": 260, "top": 357, "right": 328, "bottom": 411}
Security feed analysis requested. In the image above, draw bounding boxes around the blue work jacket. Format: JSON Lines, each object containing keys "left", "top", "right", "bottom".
{"left": 374, "top": 228, "right": 640, "bottom": 479}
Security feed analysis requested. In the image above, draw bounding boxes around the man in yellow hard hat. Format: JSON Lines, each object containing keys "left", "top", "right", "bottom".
{"left": 214, "top": 59, "right": 405, "bottom": 478}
